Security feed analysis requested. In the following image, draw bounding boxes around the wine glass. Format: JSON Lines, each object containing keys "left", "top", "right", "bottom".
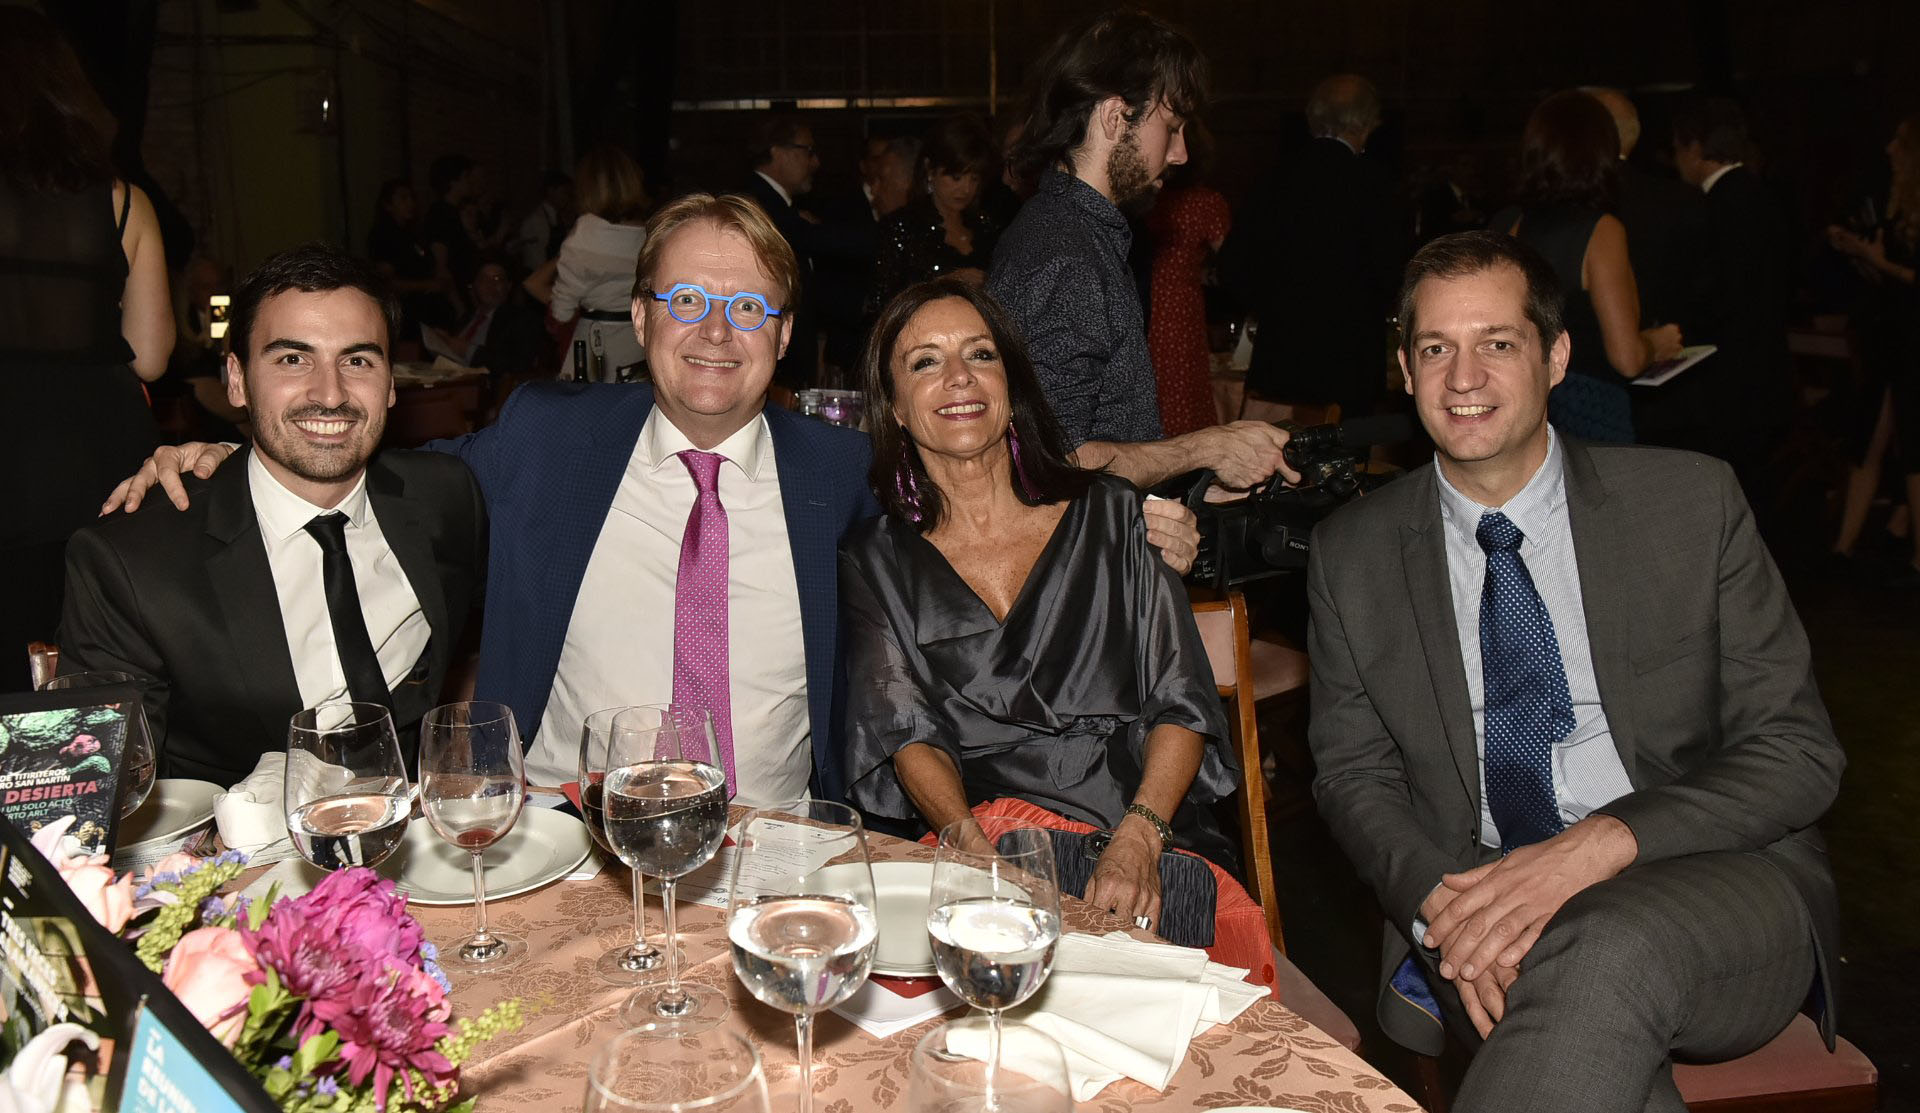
{"left": 582, "top": 706, "right": 679, "bottom": 985}
{"left": 909, "top": 1018, "right": 1072, "bottom": 1113}
{"left": 928, "top": 821, "right": 1061, "bottom": 1110}
{"left": 45, "top": 670, "right": 156, "bottom": 818}
{"left": 726, "top": 801, "right": 876, "bottom": 1113}
{"left": 284, "top": 702, "right": 411, "bottom": 870}
{"left": 420, "top": 700, "right": 527, "bottom": 973}
{"left": 604, "top": 704, "right": 729, "bottom": 1029}
{"left": 584, "top": 1026, "right": 769, "bottom": 1113}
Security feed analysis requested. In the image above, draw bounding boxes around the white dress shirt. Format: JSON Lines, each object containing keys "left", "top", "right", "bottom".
{"left": 246, "top": 450, "right": 432, "bottom": 711}
{"left": 1432, "top": 429, "right": 1636, "bottom": 849}
{"left": 1700, "top": 162, "right": 1744, "bottom": 194}
{"left": 529, "top": 410, "right": 812, "bottom": 805}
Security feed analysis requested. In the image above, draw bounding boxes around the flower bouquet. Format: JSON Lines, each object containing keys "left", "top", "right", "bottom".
{"left": 22, "top": 817, "right": 520, "bottom": 1113}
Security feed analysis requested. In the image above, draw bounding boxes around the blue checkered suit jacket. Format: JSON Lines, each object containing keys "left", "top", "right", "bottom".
{"left": 427, "top": 382, "right": 879, "bottom": 800}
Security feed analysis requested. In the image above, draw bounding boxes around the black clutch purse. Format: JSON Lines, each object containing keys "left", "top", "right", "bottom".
{"left": 1000, "top": 828, "right": 1218, "bottom": 948}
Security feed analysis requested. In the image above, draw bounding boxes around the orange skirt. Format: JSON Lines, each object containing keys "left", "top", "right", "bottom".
{"left": 916, "top": 797, "right": 1276, "bottom": 989}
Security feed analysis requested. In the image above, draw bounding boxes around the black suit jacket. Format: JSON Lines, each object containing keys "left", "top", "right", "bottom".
{"left": 1225, "top": 137, "right": 1404, "bottom": 410}
{"left": 1307, "top": 439, "right": 1843, "bottom": 1054}
{"left": 1617, "top": 161, "right": 1711, "bottom": 331}
{"left": 742, "top": 174, "right": 823, "bottom": 384}
{"left": 1644, "top": 167, "right": 1796, "bottom": 459}
{"left": 58, "top": 448, "right": 487, "bottom": 786}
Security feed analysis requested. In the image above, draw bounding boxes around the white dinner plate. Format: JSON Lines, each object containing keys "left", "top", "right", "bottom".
{"left": 116, "top": 779, "right": 223, "bottom": 848}
{"left": 866, "top": 860, "right": 938, "bottom": 977}
{"left": 377, "top": 806, "right": 591, "bottom": 906}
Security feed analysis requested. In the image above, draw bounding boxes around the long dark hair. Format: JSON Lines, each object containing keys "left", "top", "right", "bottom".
{"left": 0, "top": 7, "right": 117, "bottom": 192}
{"left": 863, "top": 278, "right": 1097, "bottom": 530}
{"left": 1515, "top": 90, "right": 1620, "bottom": 212}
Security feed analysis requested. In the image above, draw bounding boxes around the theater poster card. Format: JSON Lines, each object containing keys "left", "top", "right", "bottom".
{"left": 0, "top": 684, "right": 134, "bottom": 855}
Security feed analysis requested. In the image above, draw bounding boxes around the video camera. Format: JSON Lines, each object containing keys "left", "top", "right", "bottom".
{"left": 1176, "top": 414, "right": 1414, "bottom": 589}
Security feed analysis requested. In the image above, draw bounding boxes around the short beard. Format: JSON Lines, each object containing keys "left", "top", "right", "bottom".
{"left": 1105, "top": 125, "right": 1160, "bottom": 216}
{"left": 254, "top": 402, "right": 379, "bottom": 485}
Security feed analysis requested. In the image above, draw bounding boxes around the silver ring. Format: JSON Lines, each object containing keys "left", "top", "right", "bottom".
{"left": 1134, "top": 915, "right": 1152, "bottom": 930}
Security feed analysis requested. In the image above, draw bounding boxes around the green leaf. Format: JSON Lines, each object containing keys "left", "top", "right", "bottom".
{"left": 445, "top": 1098, "right": 477, "bottom": 1113}
{"left": 292, "top": 1030, "right": 339, "bottom": 1077}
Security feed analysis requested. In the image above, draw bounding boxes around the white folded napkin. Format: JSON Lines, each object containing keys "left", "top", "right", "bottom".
{"left": 213, "top": 752, "right": 299, "bottom": 865}
{"left": 947, "top": 931, "right": 1271, "bottom": 1100}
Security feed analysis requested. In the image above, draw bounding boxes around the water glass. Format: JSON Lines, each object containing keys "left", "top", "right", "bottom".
{"left": 928, "top": 821, "right": 1061, "bottom": 1107}
{"left": 605, "top": 704, "right": 728, "bottom": 1029}
{"left": 420, "top": 700, "right": 527, "bottom": 972}
{"left": 44, "top": 670, "right": 156, "bottom": 818}
{"left": 284, "top": 702, "right": 411, "bottom": 870}
{"left": 909, "top": 1019, "right": 1072, "bottom": 1113}
{"left": 582, "top": 706, "right": 675, "bottom": 985}
{"left": 726, "top": 801, "right": 876, "bottom": 1113}
{"left": 584, "top": 1026, "right": 769, "bottom": 1113}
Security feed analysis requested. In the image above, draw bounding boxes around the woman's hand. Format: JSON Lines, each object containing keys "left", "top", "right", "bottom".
{"left": 1084, "top": 818, "right": 1162, "bottom": 931}
{"left": 1642, "top": 323, "right": 1684, "bottom": 363}
{"left": 1828, "top": 225, "right": 1889, "bottom": 268}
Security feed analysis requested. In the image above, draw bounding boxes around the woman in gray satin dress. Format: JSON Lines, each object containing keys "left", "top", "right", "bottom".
{"left": 839, "top": 276, "right": 1237, "bottom": 931}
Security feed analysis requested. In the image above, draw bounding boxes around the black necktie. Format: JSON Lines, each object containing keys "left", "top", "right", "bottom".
{"left": 302, "top": 513, "right": 393, "bottom": 710}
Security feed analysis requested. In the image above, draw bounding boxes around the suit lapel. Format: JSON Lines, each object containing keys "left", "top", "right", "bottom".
{"left": 366, "top": 457, "right": 446, "bottom": 675}
{"left": 1398, "top": 466, "right": 1481, "bottom": 809}
{"left": 1561, "top": 438, "right": 1641, "bottom": 781}
{"left": 204, "top": 450, "right": 303, "bottom": 738}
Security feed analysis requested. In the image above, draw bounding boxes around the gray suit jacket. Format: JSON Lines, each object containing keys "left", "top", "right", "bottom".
{"left": 1306, "top": 437, "right": 1843, "bottom": 1054}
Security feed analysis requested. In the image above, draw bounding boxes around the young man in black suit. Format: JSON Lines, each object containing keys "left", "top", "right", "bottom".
{"left": 59, "top": 245, "right": 486, "bottom": 786}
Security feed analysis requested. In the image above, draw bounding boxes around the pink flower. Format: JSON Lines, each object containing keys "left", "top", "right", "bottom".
{"left": 30, "top": 816, "right": 136, "bottom": 932}
{"left": 163, "top": 927, "right": 259, "bottom": 1047}
{"left": 61, "top": 861, "right": 135, "bottom": 933}
{"left": 297, "top": 869, "right": 425, "bottom": 966}
{"left": 320, "top": 960, "right": 454, "bottom": 1110}
{"left": 241, "top": 869, "right": 432, "bottom": 1046}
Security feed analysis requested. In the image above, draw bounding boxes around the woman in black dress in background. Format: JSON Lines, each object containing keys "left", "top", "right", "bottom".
{"left": 839, "top": 277, "right": 1239, "bottom": 933}
{"left": 867, "top": 115, "right": 1001, "bottom": 313}
{"left": 1491, "top": 90, "right": 1683, "bottom": 441}
{"left": 0, "top": 8, "right": 173, "bottom": 688}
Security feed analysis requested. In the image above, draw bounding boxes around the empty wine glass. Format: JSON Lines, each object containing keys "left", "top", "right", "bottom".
{"left": 45, "top": 670, "right": 156, "bottom": 818}
{"left": 928, "top": 821, "right": 1062, "bottom": 1111}
{"left": 420, "top": 700, "right": 527, "bottom": 973}
{"left": 605, "top": 704, "right": 728, "bottom": 1029}
{"left": 581, "top": 706, "right": 677, "bottom": 986}
{"left": 726, "top": 801, "right": 876, "bottom": 1113}
{"left": 284, "top": 702, "right": 411, "bottom": 870}
{"left": 584, "top": 1026, "right": 769, "bottom": 1113}
{"left": 909, "top": 1018, "right": 1072, "bottom": 1113}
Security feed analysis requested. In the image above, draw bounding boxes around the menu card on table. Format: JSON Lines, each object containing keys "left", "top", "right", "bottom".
{"left": 0, "top": 685, "right": 134, "bottom": 855}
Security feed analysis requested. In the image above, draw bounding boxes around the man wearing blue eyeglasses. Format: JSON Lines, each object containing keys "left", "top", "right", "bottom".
{"left": 103, "top": 192, "right": 1203, "bottom": 810}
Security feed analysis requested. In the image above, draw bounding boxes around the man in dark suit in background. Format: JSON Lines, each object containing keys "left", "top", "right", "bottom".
{"left": 60, "top": 246, "right": 486, "bottom": 786}
{"left": 1308, "top": 231, "right": 1842, "bottom": 1112}
{"left": 1228, "top": 73, "right": 1405, "bottom": 416}
{"left": 1669, "top": 97, "right": 1798, "bottom": 492}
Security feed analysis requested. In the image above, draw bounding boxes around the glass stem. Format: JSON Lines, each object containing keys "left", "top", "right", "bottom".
{"left": 658, "top": 878, "right": 685, "bottom": 1012}
{"left": 470, "top": 850, "right": 491, "bottom": 943}
{"left": 629, "top": 867, "right": 651, "bottom": 954}
{"left": 985, "top": 1007, "right": 1002, "bottom": 1112}
{"left": 795, "top": 1012, "right": 816, "bottom": 1113}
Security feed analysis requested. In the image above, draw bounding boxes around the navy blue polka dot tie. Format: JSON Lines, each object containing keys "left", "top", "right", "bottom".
{"left": 1477, "top": 511, "right": 1571, "bottom": 850}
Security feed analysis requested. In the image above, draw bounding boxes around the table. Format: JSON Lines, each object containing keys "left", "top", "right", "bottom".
{"left": 411, "top": 825, "right": 1420, "bottom": 1112}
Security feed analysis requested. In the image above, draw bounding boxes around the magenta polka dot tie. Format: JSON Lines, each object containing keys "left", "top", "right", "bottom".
{"left": 673, "top": 449, "right": 737, "bottom": 796}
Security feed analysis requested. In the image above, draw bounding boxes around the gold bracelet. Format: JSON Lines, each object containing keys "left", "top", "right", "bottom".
{"left": 1124, "top": 803, "right": 1175, "bottom": 847}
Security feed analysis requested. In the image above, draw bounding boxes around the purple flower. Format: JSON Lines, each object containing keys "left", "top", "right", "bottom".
{"left": 275, "top": 1055, "right": 294, "bottom": 1071}
{"left": 316, "top": 1076, "right": 339, "bottom": 1097}
{"left": 320, "top": 960, "right": 454, "bottom": 1109}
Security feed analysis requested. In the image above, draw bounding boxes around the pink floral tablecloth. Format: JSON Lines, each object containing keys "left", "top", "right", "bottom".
{"left": 413, "top": 824, "right": 1420, "bottom": 1112}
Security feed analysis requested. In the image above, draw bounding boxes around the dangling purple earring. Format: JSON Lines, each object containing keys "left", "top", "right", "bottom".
{"left": 1007, "top": 423, "right": 1040, "bottom": 501}
{"left": 895, "top": 434, "right": 926, "bottom": 524}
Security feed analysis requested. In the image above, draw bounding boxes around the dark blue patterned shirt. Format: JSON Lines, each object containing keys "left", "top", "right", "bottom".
{"left": 988, "top": 170, "right": 1164, "bottom": 446}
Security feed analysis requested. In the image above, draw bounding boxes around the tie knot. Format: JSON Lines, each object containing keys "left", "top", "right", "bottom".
{"left": 1476, "top": 511, "right": 1523, "bottom": 554}
{"left": 302, "top": 513, "right": 350, "bottom": 552}
{"left": 677, "top": 449, "right": 725, "bottom": 494}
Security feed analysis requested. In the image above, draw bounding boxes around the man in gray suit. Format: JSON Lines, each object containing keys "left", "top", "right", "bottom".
{"left": 1307, "top": 230, "right": 1842, "bottom": 1112}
